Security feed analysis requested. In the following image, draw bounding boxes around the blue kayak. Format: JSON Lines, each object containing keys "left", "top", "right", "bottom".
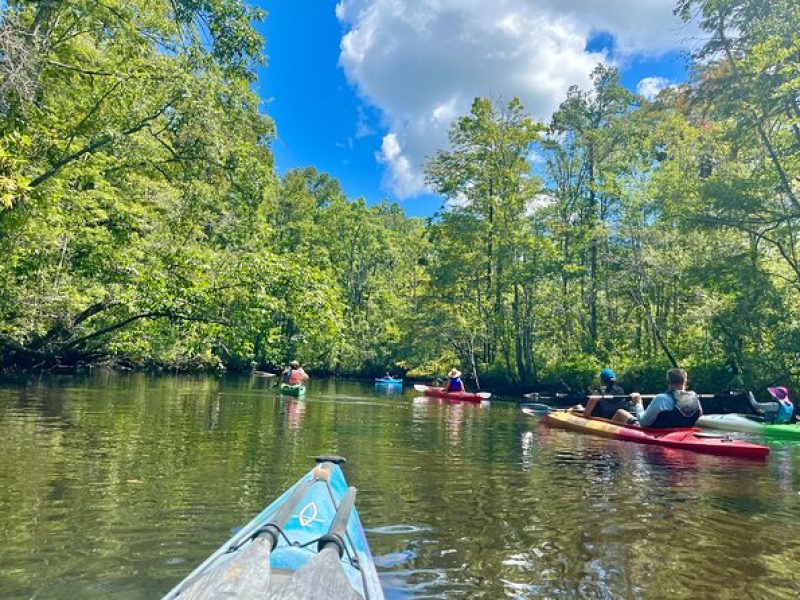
{"left": 163, "top": 456, "right": 384, "bottom": 599}
{"left": 374, "top": 377, "right": 402, "bottom": 385}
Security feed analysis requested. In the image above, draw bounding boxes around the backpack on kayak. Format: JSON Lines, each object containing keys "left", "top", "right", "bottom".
{"left": 672, "top": 390, "right": 701, "bottom": 417}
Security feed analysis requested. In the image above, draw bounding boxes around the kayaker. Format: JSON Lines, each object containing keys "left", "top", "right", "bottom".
{"left": 767, "top": 386, "right": 795, "bottom": 424}
{"left": 630, "top": 368, "right": 702, "bottom": 428}
{"left": 583, "top": 369, "right": 635, "bottom": 423}
{"left": 445, "top": 368, "right": 465, "bottom": 392}
{"left": 281, "top": 360, "right": 309, "bottom": 385}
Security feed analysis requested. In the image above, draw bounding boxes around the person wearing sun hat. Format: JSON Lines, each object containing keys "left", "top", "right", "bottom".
{"left": 445, "top": 368, "right": 465, "bottom": 392}
{"left": 767, "top": 386, "right": 795, "bottom": 424}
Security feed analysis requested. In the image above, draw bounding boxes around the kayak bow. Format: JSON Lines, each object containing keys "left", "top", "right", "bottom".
{"left": 541, "top": 411, "right": 769, "bottom": 460}
{"left": 163, "top": 456, "right": 384, "bottom": 599}
{"left": 413, "top": 383, "right": 490, "bottom": 402}
{"left": 697, "top": 414, "right": 800, "bottom": 440}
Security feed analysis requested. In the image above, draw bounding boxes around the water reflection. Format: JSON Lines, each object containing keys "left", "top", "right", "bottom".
{"left": 283, "top": 398, "right": 306, "bottom": 430}
{"left": 0, "top": 376, "right": 799, "bottom": 598}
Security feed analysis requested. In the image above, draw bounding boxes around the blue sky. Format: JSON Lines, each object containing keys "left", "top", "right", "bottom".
{"left": 255, "top": 1, "right": 690, "bottom": 218}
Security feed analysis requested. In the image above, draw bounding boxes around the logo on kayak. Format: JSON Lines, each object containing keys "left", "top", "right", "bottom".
{"left": 298, "top": 502, "right": 318, "bottom": 527}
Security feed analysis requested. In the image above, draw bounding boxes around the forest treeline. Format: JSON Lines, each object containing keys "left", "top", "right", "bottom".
{"left": 1, "top": 0, "right": 798, "bottom": 392}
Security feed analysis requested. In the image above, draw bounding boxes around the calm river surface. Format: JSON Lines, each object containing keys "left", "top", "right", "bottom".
{"left": 1, "top": 374, "right": 799, "bottom": 598}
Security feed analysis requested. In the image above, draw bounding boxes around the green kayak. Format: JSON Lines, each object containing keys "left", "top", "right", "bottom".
{"left": 279, "top": 383, "right": 306, "bottom": 397}
{"left": 697, "top": 413, "right": 800, "bottom": 440}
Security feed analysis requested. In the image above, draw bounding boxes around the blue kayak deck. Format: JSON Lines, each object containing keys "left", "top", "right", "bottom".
{"left": 163, "top": 460, "right": 383, "bottom": 599}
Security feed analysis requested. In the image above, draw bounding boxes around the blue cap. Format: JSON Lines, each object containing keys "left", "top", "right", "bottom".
{"left": 599, "top": 368, "right": 616, "bottom": 382}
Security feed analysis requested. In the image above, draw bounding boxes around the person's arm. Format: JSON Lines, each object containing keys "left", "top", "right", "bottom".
{"left": 301, "top": 368, "right": 309, "bottom": 381}
{"left": 632, "top": 393, "right": 663, "bottom": 428}
{"left": 583, "top": 396, "right": 600, "bottom": 418}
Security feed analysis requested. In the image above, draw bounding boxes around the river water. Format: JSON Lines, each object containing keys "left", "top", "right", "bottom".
{"left": 0, "top": 374, "right": 799, "bottom": 598}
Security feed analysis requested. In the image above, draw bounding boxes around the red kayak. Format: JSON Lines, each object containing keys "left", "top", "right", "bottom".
{"left": 414, "top": 384, "right": 491, "bottom": 403}
{"left": 541, "top": 411, "right": 769, "bottom": 461}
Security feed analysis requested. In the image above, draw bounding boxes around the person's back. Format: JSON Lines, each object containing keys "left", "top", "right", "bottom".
{"left": 765, "top": 386, "right": 794, "bottom": 424}
{"left": 283, "top": 360, "right": 308, "bottom": 385}
{"left": 287, "top": 370, "right": 307, "bottom": 385}
{"left": 633, "top": 369, "right": 702, "bottom": 428}
{"left": 445, "top": 368, "right": 464, "bottom": 392}
{"left": 646, "top": 390, "right": 702, "bottom": 428}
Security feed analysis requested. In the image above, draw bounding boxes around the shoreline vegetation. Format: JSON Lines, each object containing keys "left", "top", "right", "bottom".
{"left": 2, "top": 1, "right": 799, "bottom": 396}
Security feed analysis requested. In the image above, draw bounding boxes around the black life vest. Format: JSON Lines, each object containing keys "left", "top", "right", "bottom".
{"left": 590, "top": 385, "right": 628, "bottom": 419}
{"left": 649, "top": 390, "right": 701, "bottom": 428}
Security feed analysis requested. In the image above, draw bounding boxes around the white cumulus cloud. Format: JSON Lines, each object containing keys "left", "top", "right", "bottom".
{"left": 636, "top": 76, "right": 674, "bottom": 100}
{"left": 336, "top": 0, "right": 687, "bottom": 199}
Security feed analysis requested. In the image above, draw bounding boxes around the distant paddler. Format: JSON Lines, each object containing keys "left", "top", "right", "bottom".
{"left": 280, "top": 360, "right": 309, "bottom": 385}
{"left": 444, "top": 368, "right": 465, "bottom": 392}
{"left": 766, "top": 385, "right": 796, "bottom": 424}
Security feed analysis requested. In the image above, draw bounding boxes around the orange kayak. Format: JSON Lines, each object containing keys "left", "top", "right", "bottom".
{"left": 543, "top": 411, "right": 769, "bottom": 460}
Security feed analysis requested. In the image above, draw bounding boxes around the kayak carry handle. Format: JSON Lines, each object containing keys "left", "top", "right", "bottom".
{"left": 317, "top": 486, "right": 357, "bottom": 558}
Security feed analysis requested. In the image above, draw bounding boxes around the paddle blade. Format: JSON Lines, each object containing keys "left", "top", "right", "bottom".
{"left": 413, "top": 384, "right": 429, "bottom": 393}
{"left": 521, "top": 403, "right": 552, "bottom": 417}
{"left": 476, "top": 392, "right": 492, "bottom": 399}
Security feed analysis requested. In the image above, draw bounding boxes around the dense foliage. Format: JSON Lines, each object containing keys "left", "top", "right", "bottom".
{"left": 1, "top": 0, "right": 798, "bottom": 393}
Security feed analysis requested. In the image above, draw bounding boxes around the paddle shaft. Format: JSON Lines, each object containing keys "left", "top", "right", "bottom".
{"left": 527, "top": 393, "right": 718, "bottom": 401}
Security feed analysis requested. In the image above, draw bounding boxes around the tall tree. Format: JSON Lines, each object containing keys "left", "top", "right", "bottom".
{"left": 425, "top": 97, "right": 543, "bottom": 383}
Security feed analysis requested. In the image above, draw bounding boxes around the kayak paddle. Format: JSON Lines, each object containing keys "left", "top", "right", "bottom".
{"left": 521, "top": 403, "right": 556, "bottom": 417}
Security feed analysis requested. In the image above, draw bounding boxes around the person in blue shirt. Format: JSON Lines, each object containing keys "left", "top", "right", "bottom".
{"left": 445, "top": 368, "right": 465, "bottom": 392}
{"left": 630, "top": 368, "right": 702, "bottom": 428}
{"left": 767, "top": 386, "right": 795, "bottom": 424}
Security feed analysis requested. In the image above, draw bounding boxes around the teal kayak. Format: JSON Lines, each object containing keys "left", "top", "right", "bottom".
{"left": 374, "top": 377, "right": 402, "bottom": 385}
{"left": 697, "top": 414, "right": 800, "bottom": 440}
{"left": 280, "top": 383, "right": 306, "bottom": 396}
{"left": 163, "top": 456, "right": 384, "bottom": 599}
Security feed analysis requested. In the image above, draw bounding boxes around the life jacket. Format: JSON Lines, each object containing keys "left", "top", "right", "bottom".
{"left": 287, "top": 369, "right": 305, "bottom": 385}
{"left": 589, "top": 385, "right": 628, "bottom": 419}
{"left": 648, "top": 390, "right": 701, "bottom": 428}
{"left": 446, "top": 377, "right": 464, "bottom": 392}
{"left": 775, "top": 398, "right": 794, "bottom": 424}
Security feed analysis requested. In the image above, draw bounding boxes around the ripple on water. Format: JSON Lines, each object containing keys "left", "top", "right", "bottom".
{"left": 367, "top": 524, "right": 432, "bottom": 535}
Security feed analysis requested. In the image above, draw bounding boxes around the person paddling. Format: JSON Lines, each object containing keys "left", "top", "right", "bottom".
{"left": 583, "top": 369, "right": 636, "bottom": 424}
{"left": 767, "top": 386, "right": 795, "bottom": 424}
{"left": 281, "top": 360, "right": 309, "bottom": 385}
{"left": 445, "top": 368, "right": 465, "bottom": 392}
{"left": 630, "top": 368, "right": 702, "bottom": 428}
